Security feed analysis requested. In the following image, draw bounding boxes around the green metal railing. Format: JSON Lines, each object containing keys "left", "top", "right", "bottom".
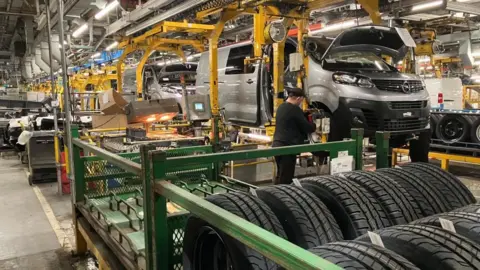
{"left": 71, "top": 126, "right": 390, "bottom": 270}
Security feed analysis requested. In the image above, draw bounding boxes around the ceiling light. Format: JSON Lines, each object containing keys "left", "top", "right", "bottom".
{"left": 95, "top": 0, "right": 119, "bottom": 20}
{"left": 472, "top": 52, "right": 480, "bottom": 57}
{"left": 91, "top": 52, "right": 101, "bottom": 59}
{"left": 310, "top": 20, "right": 356, "bottom": 35}
{"left": 105, "top": 41, "right": 118, "bottom": 51}
{"left": 72, "top": 23, "right": 88, "bottom": 38}
{"left": 411, "top": 0, "right": 443, "bottom": 12}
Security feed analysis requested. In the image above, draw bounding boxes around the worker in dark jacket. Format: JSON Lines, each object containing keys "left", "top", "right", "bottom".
{"left": 272, "top": 88, "right": 316, "bottom": 184}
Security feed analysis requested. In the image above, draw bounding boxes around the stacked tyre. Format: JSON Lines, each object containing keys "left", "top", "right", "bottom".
{"left": 432, "top": 112, "right": 480, "bottom": 144}
{"left": 183, "top": 162, "right": 478, "bottom": 269}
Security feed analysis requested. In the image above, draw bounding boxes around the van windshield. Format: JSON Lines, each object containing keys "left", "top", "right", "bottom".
{"left": 321, "top": 51, "right": 396, "bottom": 72}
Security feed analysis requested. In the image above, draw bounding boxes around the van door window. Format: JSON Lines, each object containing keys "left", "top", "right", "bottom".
{"left": 225, "top": 45, "right": 255, "bottom": 75}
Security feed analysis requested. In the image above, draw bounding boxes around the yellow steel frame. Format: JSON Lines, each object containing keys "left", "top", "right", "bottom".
{"left": 463, "top": 85, "right": 480, "bottom": 109}
{"left": 392, "top": 148, "right": 480, "bottom": 171}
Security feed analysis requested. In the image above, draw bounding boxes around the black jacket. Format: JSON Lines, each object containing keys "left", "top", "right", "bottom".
{"left": 272, "top": 102, "right": 316, "bottom": 147}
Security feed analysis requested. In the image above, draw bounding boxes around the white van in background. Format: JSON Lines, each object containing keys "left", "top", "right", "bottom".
{"left": 425, "top": 78, "right": 463, "bottom": 110}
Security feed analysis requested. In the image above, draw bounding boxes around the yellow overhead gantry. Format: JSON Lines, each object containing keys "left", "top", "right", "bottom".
{"left": 113, "top": 0, "right": 382, "bottom": 144}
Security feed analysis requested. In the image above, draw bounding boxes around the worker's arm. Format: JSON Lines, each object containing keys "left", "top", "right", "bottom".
{"left": 294, "top": 107, "right": 316, "bottom": 134}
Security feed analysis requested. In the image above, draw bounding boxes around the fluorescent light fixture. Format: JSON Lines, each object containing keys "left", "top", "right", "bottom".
{"left": 91, "top": 52, "right": 101, "bottom": 59}
{"left": 472, "top": 52, "right": 480, "bottom": 57}
{"left": 105, "top": 41, "right": 118, "bottom": 51}
{"left": 72, "top": 23, "right": 88, "bottom": 38}
{"left": 95, "top": 0, "right": 119, "bottom": 20}
{"left": 397, "top": 61, "right": 403, "bottom": 64}
{"left": 411, "top": 0, "right": 443, "bottom": 12}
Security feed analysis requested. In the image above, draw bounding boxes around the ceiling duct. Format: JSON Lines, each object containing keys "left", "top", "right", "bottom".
{"left": 35, "top": 48, "right": 50, "bottom": 73}
{"left": 40, "top": 42, "right": 60, "bottom": 71}
{"left": 21, "top": 57, "right": 33, "bottom": 80}
{"left": 51, "top": 35, "right": 71, "bottom": 66}
{"left": 105, "top": 0, "right": 176, "bottom": 36}
{"left": 125, "top": 0, "right": 208, "bottom": 36}
{"left": 31, "top": 58, "right": 42, "bottom": 75}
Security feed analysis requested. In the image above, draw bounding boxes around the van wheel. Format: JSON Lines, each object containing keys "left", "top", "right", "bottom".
{"left": 470, "top": 118, "right": 480, "bottom": 144}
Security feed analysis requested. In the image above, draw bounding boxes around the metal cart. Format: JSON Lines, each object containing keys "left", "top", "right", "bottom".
{"left": 27, "top": 130, "right": 57, "bottom": 185}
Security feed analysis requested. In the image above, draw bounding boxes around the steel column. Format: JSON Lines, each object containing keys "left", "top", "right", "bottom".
{"left": 46, "top": 0, "right": 62, "bottom": 194}
{"left": 58, "top": 0, "right": 75, "bottom": 193}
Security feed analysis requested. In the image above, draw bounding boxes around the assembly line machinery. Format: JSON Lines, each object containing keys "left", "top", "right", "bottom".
{"left": 71, "top": 124, "right": 392, "bottom": 270}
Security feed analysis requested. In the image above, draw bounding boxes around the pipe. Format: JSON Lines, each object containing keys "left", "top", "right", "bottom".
{"left": 35, "top": 48, "right": 50, "bottom": 73}
{"left": 41, "top": 42, "right": 60, "bottom": 71}
{"left": 35, "top": 0, "right": 40, "bottom": 15}
{"left": 58, "top": 0, "right": 75, "bottom": 183}
{"left": 0, "top": 10, "right": 36, "bottom": 16}
{"left": 88, "top": 18, "right": 93, "bottom": 46}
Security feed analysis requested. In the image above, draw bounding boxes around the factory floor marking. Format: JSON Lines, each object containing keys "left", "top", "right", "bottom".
{"left": 32, "top": 184, "right": 73, "bottom": 252}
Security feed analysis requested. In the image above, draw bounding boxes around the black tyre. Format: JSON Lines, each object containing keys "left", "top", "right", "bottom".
{"left": 342, "top": 171, "right": 422, "bottom": 224}
{"left": 357, "top": 225, "right": 480, "bottom": 270}
{"left": 300, "top": 176, "right": 391, "bottom": 240}
{"left": 256, "top": 185, "right": 343, "bottom": 249}
{"left": 435, "top": 114, "right": 471, "bottom": 143}
{"left": 309, "top": 240, "right": 419, "bottom": 270}
{"left": 376, "top": 168, "right": 449, "bottom": 216}
{"left": 455, "top": 203, "right": 480, "bottom": 213}
{"left": 409, "top": 130, "right": 431, "bottom": 163}
{"left": 183, "top": 192, "right": 286, "bottom": 270}
{"left": 402, "top": 162, "right": 475, "bottom": 207}
{"left": 430, "top": 113, "right": 442, "bottom": 139}
{"left": 471, "top": 117, "right": 480, "bottom": 144}
{"left": 411, "top": 212, "right": 480, "bottom": 245}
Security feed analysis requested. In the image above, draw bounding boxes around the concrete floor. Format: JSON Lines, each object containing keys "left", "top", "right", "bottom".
{"left": 0, "top": 156, "right": 76, "bottom": 270}
{"left": 0, "top": 153, "right": 480, "bottom": 270}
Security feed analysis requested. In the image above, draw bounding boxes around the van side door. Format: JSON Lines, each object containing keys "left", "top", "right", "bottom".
{"left": 222, "top": 44, "right": 259, "bottom": 124}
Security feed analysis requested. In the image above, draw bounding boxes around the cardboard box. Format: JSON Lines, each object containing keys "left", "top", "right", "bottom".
{"left": 99, "top": 89, "right": 128, "bottom": 115}
{"left": 91, "top": 114, "right": 128, "bottom": 129}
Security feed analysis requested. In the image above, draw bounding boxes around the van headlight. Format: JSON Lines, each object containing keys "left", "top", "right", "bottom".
{"left": 332, "top": 72, "right": 375, "bottom": 88}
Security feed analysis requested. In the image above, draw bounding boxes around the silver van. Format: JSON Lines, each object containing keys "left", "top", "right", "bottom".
{"left": 196, "top": 26, "right": 431, "bottom": 160}
{"left": 123, "top": 63, "right": 197, "bottom": 113}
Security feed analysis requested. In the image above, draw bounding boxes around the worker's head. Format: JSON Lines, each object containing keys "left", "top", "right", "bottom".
{"left": 286, "top": 88, "right": 305, "bottom": 106}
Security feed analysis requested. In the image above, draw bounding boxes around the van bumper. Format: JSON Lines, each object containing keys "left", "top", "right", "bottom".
{"left": 338, "top": 97, "right": 430, "bottom": 137}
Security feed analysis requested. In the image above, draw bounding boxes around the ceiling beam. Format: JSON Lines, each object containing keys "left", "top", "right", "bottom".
{"left": 0, "top": 10, "right": 36, "bottom": 17}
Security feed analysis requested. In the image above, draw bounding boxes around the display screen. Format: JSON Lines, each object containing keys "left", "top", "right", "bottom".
{"left": 194, "top": 102, "right": 205, "bottom": 112}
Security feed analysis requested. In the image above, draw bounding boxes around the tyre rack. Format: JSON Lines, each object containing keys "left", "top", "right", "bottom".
{"left": 71, "top": 125, "right": 392, "bottom": 270}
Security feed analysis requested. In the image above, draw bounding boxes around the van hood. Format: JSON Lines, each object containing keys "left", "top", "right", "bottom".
{"left": 326, "top": 26, "right": 413, "bottom": 61}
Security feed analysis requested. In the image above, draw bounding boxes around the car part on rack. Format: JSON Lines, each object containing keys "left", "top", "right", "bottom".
{"left": 309, "top": 240, "right": 420, "bottom": 270}
{"left": 300, "top": 175, "right": 391, "bottom": 240}
{"left": 412, "top": 212, "right": 480, "bottom": 245}
{"left": 183, "top": 192, "right": 287, "bottom": 270}
{"left": 357, "top": 225, "right": 480, "bottom": 270}
{"left": 342, "top": 171, "right": 422, "bottom": 224}
{"left": 256, "top": 185, "right": 343, "bottom": 249}
{"left": 376, "top": 168, "right": 449, "bottom": 216}
{"left": 402, "top": 162, "right": 475, "bottom": 208}
{"left": 435, "top": 114, "right": 471, "bottom": 143}
{"left": 471, "top": 117, "right": 480, "bottom": 144}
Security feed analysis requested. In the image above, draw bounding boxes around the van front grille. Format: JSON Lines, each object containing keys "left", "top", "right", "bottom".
{"left": 372, "top": 80, "right": 424, "bottom": 93}
{"left": 362, "top": 109, "right": 379, "bottom": 129}
{"left": 388, "top": 101, "right": 427, "bottom": 110}
{"left": 383, "top": 118, "right": 428, "bottom": 131}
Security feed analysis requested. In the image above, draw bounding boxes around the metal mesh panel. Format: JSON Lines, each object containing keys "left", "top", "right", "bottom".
{"left": 165, "top": 146, "right": 214, "bottom": 184}
{"left": 83, "top": 154, "right": 142, "bottom": 198}
{"left": 167, "top": 212, "right": 188, "bottom": 270}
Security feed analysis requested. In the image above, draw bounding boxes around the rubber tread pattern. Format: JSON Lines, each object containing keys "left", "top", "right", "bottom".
{"left": 205, "top": 192, "right": 287, "bottom": 270}
{"left": 343, "top": 171, "right": 421, "bottom": 225}
{"left": 309, "top": 240, "right": 420, "bottom": 270}
{"left": 301, "top": 175, "right": 391, "bottom": 239}
{"left": 357, "top": 224, "right": 480, "bottom": 270}
{"left": 402, "top": 163, "right": 475, "bottom": 208}
{"left": 376, "top": 168, "right": 448, "bottom": 216}
{"left": 256, "top": 185, "right": 343, "bottom": 249}
{"left": 454, "top": 203, "right": 480, "bottom": 213}
{"left": 411, "top": 211, "right": 480, "bottom": 245}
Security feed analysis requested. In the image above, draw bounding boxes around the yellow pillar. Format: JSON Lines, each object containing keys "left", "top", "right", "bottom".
{"left": 253, "top": 6, "right": 266, "bottom": 58}
{"left": 136, "top": 49, "right": 153, "bottom": 101}
{"left": 357, "top": 0, "right": 382, "bottom": 25}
